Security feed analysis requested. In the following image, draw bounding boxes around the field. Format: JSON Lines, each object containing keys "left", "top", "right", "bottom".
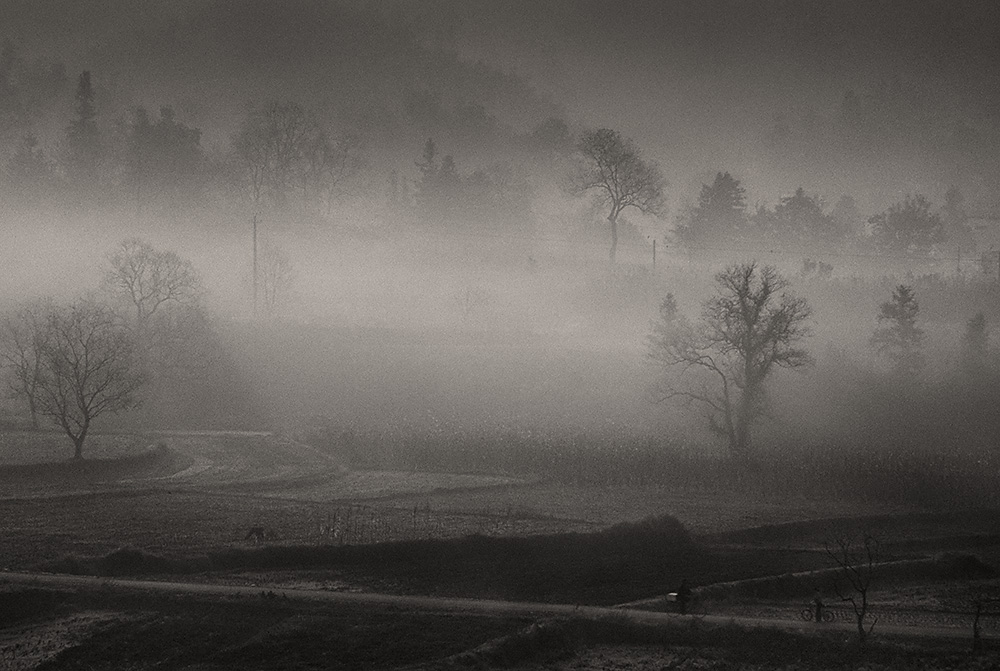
{"left": 2, "top": 430, "right": 1000, "bottom": 668}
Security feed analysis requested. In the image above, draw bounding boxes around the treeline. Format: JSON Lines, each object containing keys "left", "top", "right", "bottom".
{"left": 3, "top": 33, "right": 995, "bottom": 267}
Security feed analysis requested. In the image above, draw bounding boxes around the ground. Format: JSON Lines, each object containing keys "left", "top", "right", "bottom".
{"left": 1, "top": 430, "right": 999, "bottom": 668}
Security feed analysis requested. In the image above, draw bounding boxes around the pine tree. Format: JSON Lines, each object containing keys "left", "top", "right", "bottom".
{"left": 675, "top": 172, "right": 747, "bottom": 247}
{"left": 66, "top": 70, "right": 101, "bottom": 189}
{"left": 871, "top": 285, "right": 924, "bottom": 379}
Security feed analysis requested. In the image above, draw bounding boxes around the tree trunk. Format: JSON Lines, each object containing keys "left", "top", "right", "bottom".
{"left": 72, "top": 422, "right": 88, "bottom": 460}
{"left": 856, "top": 598, "right": 869, "bottom": 646}
{"left": 608, "top": 212, "right": 618, "bottom": 264}
{"left": 731, "top": 392, "right": 753, "bottom": 458}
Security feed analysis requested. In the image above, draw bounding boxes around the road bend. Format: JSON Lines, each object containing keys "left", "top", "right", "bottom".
{"left": 0, "top": 571, "right": 985, "bottom": 642}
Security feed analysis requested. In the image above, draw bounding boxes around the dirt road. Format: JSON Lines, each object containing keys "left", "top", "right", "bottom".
{"left": 1, "top": 571, "right": 985, "bottom": 642}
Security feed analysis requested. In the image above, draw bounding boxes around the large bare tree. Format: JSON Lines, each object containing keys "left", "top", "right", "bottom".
{"left": 648, "top": 262, "right": 812, "bottom": 457}
{"left": 572, "top": 128, "right": 666, "bottom": 263}
{"left": 31, "top": 300, "right": 146, "bottom": 459}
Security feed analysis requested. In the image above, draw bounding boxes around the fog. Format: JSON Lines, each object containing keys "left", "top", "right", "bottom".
{"left": 2, "top": 1, "right": 999, "bottom": 483}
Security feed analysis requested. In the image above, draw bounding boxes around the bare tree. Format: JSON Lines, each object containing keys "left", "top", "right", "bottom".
{"left": 233, "top": 102, "right": 312, "bottom": 207}
{"left": 648, "top": 262, "right": 812, "bottom": 458}
{"left": 826, "top": 533, "right": 881, "bottom": 646}
{"left": 302, "top": 130, "right": 365, "bottom": 217}
{"left": 32, "top": 300, "right": 146, "bottom": 459}
{"left": 233, "top": 101, "right": 361, "bottom": 213}
{"left": 572, "top": 128, "right": 666, "bottom": 263}
{"left": 105, "top": 238, "right": 202, "bottom": 329}
{"left": 257, "top": 240, "right": 296, "bottom": 319}
{"left": 0, "top": 300, "right": 50, "bottom": 429}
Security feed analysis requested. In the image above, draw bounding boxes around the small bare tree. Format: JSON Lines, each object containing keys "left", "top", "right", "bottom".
{"left": 105, "top": 238, "right": 202, "bottom": 329}
{"left": 648, "top": 262, "right": 812, "bottom": 458}
{"left": 33, "top": 300, "right": 147, "bottom": 459}
{"left": 0, "top": 300, "right": 51, "bottom": 429}
{"left": 572, "top": 128, "right": 666, "bottom": 263}
{"left": 826, "top": 533, "right": 880, "bottom": 646}
{"left": 302, "top": 131, "right": 365, "bottom": 217}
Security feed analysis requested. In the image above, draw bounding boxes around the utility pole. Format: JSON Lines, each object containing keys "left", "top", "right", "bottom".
{"left": 252, "top": 212, "right": 259, "bottom": 318}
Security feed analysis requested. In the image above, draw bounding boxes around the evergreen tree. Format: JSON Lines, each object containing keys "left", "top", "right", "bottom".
{"left": 755, "top": 187, "right": 847, "bottom": 248}
{"left": 871, "top": 285, "right": 924, "bottom": 379}
{"left": 65, "top": 70, "right": 101, "bottom": 189}
{"left": 675, "top": 172, "right": 747, "bottom": 247}
{"left": 129, "top": 105, "right": 203, "bottom": 209}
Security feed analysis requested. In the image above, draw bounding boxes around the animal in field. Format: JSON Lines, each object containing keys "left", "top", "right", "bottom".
{"left": 244, "top": 526, "right": 269, "bottom": 543}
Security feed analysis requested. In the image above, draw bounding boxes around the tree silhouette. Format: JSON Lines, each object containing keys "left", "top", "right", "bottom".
{"left": 871, "top": 285, "right": 923, "bottom": 379}
{"left": 754, "top": 187, "right": 847, "bottom": 248}
{"left": 128, "top": 105, "right": 203, "bottom": 211}
{"left": 105, "top": 239, "right": 203, "bottom": 329}
{"left": 30, "top": 301, "right": 146, "bottom": 459}
{"left": 66, "top": 70, "right": 101, "bottom": 189}
{"left": 675, "top": 172, "right": 747, "bottom": 247}
{"left": 826, "top": 533, "right": 881, "bottom": 647}
{"left": 0, "top": 300, "right": 51, "bottom": 429}
{"left": 649, "top": 262, "right": 812, "bottom": 458}
{"left": 869, "top": 194, "right": 944, "bottom": 255}
{"left": 573, "top": 128, "right": 665, "bottom": 263}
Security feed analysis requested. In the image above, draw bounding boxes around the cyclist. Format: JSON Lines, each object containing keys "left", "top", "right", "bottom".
{"left": 812, "top": 589, "right": 824, "bottom": 623}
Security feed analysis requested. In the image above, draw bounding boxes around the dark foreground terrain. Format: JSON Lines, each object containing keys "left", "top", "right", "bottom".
{"left": 2, "top": 584, "right": 999, "bottom": 670}
{"left": 3, "top": 435, "right": 1000, "bottom": 668}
